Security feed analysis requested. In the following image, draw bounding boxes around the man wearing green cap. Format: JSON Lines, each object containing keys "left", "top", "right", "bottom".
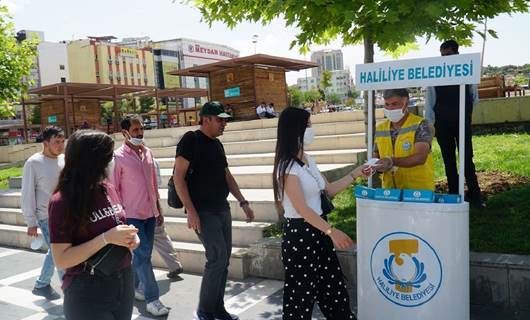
{"left": 173, "top": 101, "right": 255, "bottom": 320}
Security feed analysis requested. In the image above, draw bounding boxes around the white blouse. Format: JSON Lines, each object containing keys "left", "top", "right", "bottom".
{"left": 280, "top": 154, "right": 326, "bottom": 219}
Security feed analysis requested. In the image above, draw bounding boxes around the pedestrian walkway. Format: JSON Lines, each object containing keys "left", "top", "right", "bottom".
{"left": 0, "top": 246, "right": 520, "bottom": 319}
{"left": 0, "top": 246, "right": 331, "bottom": 320}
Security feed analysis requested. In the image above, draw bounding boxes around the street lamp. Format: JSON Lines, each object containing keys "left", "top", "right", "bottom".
{"left": 252, "top": 34, "right": 259, "bottom": 54}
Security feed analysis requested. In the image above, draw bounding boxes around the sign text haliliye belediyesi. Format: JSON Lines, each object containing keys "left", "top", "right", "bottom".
{"left": 359, "top": 60, "right": 474, "bottom": 84}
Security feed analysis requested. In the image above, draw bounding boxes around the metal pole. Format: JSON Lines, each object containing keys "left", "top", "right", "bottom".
{"left": 155, "top": 88, "right": 160, "bottom": 129}
{"left": 63, "top": 85, "right": 70, "bottom": 137}
{"left": 21, "top": 97, "right": 28, "bottom": 143}
{"left": 71, "top": 95, "right": 76, "bottom": 131}
{"left": 459, "top": 84, "right": 466, "bottom": 202}
{"left": 113, "top": 86, "right": 119, "bottom": 133}
{"left": 367, "top": 90, "right": 374, "bottom": 187}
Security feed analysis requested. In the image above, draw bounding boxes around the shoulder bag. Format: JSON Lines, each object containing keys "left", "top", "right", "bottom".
{"left": 84, "top": 191, "right": 130, "bottom": 276}
{"left": 167, "top": 131, "right": 199, "bottom": 209}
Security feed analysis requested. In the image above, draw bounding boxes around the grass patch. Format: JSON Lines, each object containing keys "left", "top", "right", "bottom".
{"left": 0, "top": 164, "right": 23, "bottom": 189}
{"left": 265, "top": 133, "right": 530, "bottom": 255}
{"left": 432, "top": 133, "right": 530, "bottom": 180}
{"left": 470, "top": 185, "right": 530, "bottom": 254}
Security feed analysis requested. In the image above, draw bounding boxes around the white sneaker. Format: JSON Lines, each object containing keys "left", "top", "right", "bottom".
{"left": 134, "top": 289, "right": 145, "bottom": 301}
{"left": 146, "top": 300, "right": 169, "bottom": 316}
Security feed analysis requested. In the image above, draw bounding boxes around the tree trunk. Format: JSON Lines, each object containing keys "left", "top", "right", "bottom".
{"left": 362, "top": 35, "right": 381, "bottom": 187}
{"left": 363, "top": 35, "right": 375, "bottom": 146}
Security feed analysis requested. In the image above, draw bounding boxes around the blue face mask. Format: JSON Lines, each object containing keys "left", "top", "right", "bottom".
{"left": 303, "top": 127, "right": 315, "bottom": 146}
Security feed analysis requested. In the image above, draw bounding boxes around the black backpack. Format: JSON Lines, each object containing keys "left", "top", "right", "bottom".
{"left": 167, "top": 131, "right": 199, "bottom": 209}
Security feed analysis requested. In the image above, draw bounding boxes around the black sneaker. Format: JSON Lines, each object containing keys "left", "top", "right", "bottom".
{"left": 167, "top": 265, "right": 184, "bottom": 279}
{"left": 194, "top": 311, "right": 215, "bottom": 320}
{"left": 32, "top": 285, "right": 61, "bottom": 300}
{"left": 214, "top": 310, "right": 239, "bottom": 320}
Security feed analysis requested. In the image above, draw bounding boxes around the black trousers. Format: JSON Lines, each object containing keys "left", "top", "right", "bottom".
{"left": 196, "top": 210, "right": 232, "bottom": 314}
{"left": 282, "top": 218, "right": 355, "bottom": 320}
{"left": 63, "top": 266, "right": 134, "bottom": 320}
{"left": 434, "top": 112, "right": 481, "bottom": 201}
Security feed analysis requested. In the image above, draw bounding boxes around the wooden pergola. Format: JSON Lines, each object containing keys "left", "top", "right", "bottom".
{"left": 133, "top": 87, "right": 209, "bottom": 127}
{"left": 25, "top": 83, "right": 154, "bottom": 139}
{"left": 168, "top": 54, "right": 317, "bottom": 120}
{"left": 169, "top": 54, "right": 318, "bottom": 77}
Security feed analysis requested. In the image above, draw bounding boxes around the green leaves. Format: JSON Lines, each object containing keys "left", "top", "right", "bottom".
{"left": 191, "top": 0, "right": 529, "bottom": 58}
{"left": 320, "top": 70, "right": 332, "bottom": 92}
{"left": 0, "top": 6, "right": 38, "bottom": 107}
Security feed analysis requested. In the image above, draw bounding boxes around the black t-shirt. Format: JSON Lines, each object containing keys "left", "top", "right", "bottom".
{"left": 176, "top": 130, "right": 230, "bottom": 211}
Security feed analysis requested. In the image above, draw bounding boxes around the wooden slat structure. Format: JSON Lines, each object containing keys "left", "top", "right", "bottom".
{"left": 478, "top": 75, "right": 505, "bottom": 99}
{"left": 133, "top": 88, "right": 209, "bottom": 127}
{"left": 169, "top": 54, "right": 317, "bottom": 119}
{"left": 26, "top": 83, "right": 154, "bottom": 138}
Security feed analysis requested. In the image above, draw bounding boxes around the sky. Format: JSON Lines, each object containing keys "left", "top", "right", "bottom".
{"left": 4, "top": 0, "right": 530, "bottom": 85}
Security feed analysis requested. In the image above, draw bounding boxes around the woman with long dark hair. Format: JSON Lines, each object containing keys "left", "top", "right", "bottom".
{"left": 273, "top": 107, "right": 367, "bottom": 320}
{"left": 49, "top": 130, "right": 139, "bottom": 320}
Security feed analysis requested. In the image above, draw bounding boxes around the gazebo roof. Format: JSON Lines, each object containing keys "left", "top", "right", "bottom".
{"left": 168, "top": 54, "right": 318, "bottom": 77}
{"left": 29, "top": 83, "right": 154, "bottom": 100}
{"left": 134, "top": 87, "right": 209, "bottom": 98}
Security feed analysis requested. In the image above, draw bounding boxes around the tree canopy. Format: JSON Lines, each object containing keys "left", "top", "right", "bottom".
{"left": 193, "top": 0, "right": 529, "bottom": 58}
{"left": 320, "top": 70, "right": 332, "bottom": 96}
{"left": 0, "top": 6, "right": 37, "bottom": 106}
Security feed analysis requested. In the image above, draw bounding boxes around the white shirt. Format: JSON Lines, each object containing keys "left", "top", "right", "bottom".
{"left": 266, "top": 105, "right": 275, "bottom": 113}
{"left": 21, "top": 153, "right": 65, "bottom": 227}
{"left": 280, "top": 154, "right": 325, "bottom": 219}
{"left": 256, "top": 105, "right": 265, "bottom": 114}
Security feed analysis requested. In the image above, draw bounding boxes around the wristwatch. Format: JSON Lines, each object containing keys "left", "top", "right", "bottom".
{"left": 239, "top": 200, "right": 249, "bottom": 208}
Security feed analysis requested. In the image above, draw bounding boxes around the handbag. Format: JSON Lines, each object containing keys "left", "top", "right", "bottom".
{"left": 320, "top": 190, "right": 335, "bottom": 216}
{"left": 168, "top": 131, "right": 199, "bottom": 209}
{"left": 84, "top": 190, "right": 130, "bottom": 276}
{"left": 303, "top": 158, "right": 335, "bottom": 216}
{"left": 85, "top": 244, "right": 130, "bottom": 276}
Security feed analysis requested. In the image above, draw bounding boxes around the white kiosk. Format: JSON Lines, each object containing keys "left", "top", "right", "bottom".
{"left": 355, "top": 53, "right": 481, "bottom": 320}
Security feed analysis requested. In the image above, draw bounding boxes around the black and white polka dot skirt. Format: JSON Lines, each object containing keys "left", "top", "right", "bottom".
{"left": 281, "top": 218, "right": 356, "bottom": 320}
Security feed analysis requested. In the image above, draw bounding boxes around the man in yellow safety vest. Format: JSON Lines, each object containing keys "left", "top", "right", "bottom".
{"left": 374, "top": 89, "right": 435, "bottom": 191}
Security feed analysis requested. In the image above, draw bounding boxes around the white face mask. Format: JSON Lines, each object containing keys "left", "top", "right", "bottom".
{"left": 384, "top": 108, "right": 406, "bottom": 123}
{"left": 303, "top": 127, "right": 315, "bottom": 146}
{"left": 129, "top": 137, "right": 144, "bottom": 146}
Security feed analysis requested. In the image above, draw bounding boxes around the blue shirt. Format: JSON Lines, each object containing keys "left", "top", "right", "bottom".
{"left": 424, "top": 84, "right": 479, "bottom": 124}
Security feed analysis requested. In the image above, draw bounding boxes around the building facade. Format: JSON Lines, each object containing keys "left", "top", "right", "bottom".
{"left": 297, "top": 49, "right": 352, "bottom": 100}
{"left": 37, "top": 41, "right": 70, "bottom": 86}
{"left": 310, "top": 49, "right": 344, "bottom": 78}
{"left": 297, "top": 70, "right": 352, "bottom": 100}
{"left": 152, "top": 38, "right": 239, "bottom": 107}
{"left": 67, "top": 37, "right": 155, "bottom": 86}
{"left": 16, "top": 30, "right": 45, "bottom": 89}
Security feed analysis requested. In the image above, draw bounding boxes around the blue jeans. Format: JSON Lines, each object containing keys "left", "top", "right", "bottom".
{"left": 35, "top": 219, "right": 65, "bottom": 289}
{"left": 126, "top": 217, "right": 159, "bottom": 303}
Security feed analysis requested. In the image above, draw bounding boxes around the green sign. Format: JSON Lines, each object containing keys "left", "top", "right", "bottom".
{"left": 224, "top": 87, "right": 240, "bottom": 98}
{"left": 48, "top": 115, "right": 57, "bottom": 123}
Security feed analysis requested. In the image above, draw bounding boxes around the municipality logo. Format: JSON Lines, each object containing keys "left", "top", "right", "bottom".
{"left": 370, "top": 232, "right": 442, "bottom": 307}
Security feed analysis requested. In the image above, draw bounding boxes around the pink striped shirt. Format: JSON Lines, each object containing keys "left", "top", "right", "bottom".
{"left": 110, "top": 143, "right": 160, "bottom": 220}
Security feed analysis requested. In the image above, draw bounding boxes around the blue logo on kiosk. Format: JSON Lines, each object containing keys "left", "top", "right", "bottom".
{"left": 370, "top": 232, "right": 442, "bottom": 307}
